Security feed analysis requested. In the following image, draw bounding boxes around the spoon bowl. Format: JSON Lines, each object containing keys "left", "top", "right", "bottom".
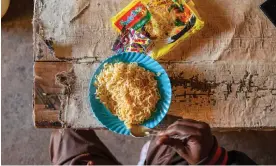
{"left": 130, "top": 125, "right": 159, "bottom": 137}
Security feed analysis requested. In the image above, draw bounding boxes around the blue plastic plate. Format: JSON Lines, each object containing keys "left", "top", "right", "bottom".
{"left": 89, "top": 52, "right": 172, "bottom": 135}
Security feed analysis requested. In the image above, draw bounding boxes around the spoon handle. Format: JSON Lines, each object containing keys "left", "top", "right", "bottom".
{"left": 146, "top": 130, "right": 190, "bottom": 141}
{"left": 145, "top": 129, "right": 159, "bottom": 136}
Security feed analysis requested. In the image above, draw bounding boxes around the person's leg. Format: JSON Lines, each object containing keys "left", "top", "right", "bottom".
{"left": 144, "top": 137, "right": 188, "bottom": 165}
{"left": 50, "top": 129, "right": 121, "bottom": 165}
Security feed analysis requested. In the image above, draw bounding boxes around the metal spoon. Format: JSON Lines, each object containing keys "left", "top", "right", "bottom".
{"left": 130, "top": 125, "right": 190, "bottom": 141}
{"left": 130, "top": 125, "right": 159, "bottom": 137}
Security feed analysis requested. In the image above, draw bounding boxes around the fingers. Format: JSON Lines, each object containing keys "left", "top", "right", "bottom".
{"left": 159, "top": 125, "right": 200, "bottom": 137}
{"left": 156, "top": 135, "right": 169, "bottom": 145}
{"left": 156, "top": 119, "right": 213, "bottom": 165}
{"left": 159, "top": 119, "right": 209, "bottom": 137}
{"left": 168, "top": 119, "right": 210, "bottom": 130}
{"left": 156, "top": 135, "right": 189, "bottom": 159}
{"left": 156, "top": 135, "right": 187, "bottom": 147}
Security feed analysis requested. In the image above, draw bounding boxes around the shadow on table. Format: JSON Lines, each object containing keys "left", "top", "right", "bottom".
{"left": 2, "top": 0, "right": 34, "bottom": 22}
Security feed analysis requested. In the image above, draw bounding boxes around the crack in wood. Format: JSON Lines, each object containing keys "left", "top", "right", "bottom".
{"left": 35, "top": 84, "right": 57, "bottom": 110}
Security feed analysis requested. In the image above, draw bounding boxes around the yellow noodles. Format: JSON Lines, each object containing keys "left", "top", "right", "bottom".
{"left": 94, "top": 62, "right": 160, "bottom": 128}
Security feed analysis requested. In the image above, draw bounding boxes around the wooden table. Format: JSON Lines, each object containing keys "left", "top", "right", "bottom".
{"left": 33, "top": 0, "right": 276, "bottom": 130}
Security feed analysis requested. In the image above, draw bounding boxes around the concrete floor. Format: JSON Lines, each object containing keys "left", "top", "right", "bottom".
{"left": 1, "top": 0, "right": 276, "bottom": 164}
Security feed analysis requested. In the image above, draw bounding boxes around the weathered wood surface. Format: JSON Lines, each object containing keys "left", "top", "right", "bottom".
{"left": 34, "top": 61, "right": 276, "bottom": 129}
{"left": 33, "top": 0, "right": 276, "bottom": 62}
{"left": 33, "top": 61, "right": 183, "bottom": 128}
{"left": 33, "top": 62, "right": 72, "bottom": 128}
{"left": 33, "top": 0, "right": 276, "bottom": 129}
{"left": 165, "top": 62, "right": 276, "bottom": 128}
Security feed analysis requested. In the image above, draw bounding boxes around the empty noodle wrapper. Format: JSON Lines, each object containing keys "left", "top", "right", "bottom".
{"left": 112, "top": 28, "right": 152, "bottom": 54}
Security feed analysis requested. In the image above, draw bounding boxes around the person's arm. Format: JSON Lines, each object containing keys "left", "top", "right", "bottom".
{"left": 156, "top": 119, "right": 256, "bottom": 165}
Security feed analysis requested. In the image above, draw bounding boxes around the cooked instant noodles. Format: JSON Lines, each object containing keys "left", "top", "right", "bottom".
{"left": 94, "top": 62, "right": 160, "bottom": 127}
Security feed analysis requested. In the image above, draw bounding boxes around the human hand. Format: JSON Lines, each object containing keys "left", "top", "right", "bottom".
{"left": 156, "top": 119, "right": 214, "bottom": 164}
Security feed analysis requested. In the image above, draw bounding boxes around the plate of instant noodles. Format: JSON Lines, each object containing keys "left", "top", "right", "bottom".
{"left": 89, "top": 52, "right": 172, "bottom": 135}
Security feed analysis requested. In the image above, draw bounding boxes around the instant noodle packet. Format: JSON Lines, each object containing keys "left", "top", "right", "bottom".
{"left": 111, "top": 0, "right": 204, "bottom": 59}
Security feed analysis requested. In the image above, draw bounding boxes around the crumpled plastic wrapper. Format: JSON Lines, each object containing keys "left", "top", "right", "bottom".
{"left": 112, "top": 28, "right": 152, "bottom": 54}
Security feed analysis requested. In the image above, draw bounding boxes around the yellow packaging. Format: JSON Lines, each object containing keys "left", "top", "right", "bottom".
{"left": 111, "top": 0, "right": 204, "bottom": 59}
